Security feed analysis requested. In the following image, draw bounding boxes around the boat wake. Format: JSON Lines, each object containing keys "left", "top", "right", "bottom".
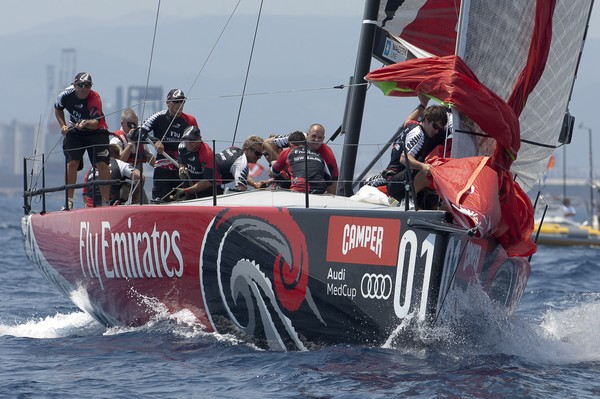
{"left": 108, "top": 297, "right": 261, "bottom": 349}
{"left": 0, "top": 311, "right": 104, "bottom": 339}
{"left": 382, "top": 286, "right": 600, "bottom": 365}
{"left": 534, "top": 302, "right": 600, "bottom": 364}
{"left": 2, "top": 293, "right": 598, "bottom": 363}
{"left": 0, "top": 307, "right": 259, "bottom": 350}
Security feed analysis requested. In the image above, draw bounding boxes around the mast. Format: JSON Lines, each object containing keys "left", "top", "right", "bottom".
{"left": 338, "top": 0, "right": 381, "bottom": 197}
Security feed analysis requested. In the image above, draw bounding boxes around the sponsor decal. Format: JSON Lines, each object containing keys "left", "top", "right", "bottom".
{"left": 393, "top": 230, "right": 437, "bottom": 321}
{"left": 79, "top": 217, "right": 184, "bottom": 289}
{"left": 326, "top": 267, "right": 357, "bottom": 299}
{"left": 326, "top": 283, "right": 357, "bottom": 300}
{"left": 201, "top": 208, "right": 310, "bottom": 313}
{"left": 200, "top": 208, "right": 316, "bottom": 350}
{"left": 383, "top": 37, "right": 408, "bottom": 62}
{"left": 361, "top": 273, "right": 393, "bottom": 300}
{"left": 326, "top": 216, "right": 400, "bottom": 266}
{"left": 327, "top": 268, "right": 345, "bottom": 280}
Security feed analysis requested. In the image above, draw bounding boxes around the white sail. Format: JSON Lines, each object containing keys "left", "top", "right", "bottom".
{"left": 512, "top": 1, "right": 593, "bottom": 190}
{"left": 376, "top": 0, "right": 594, "bottom": 191}
{"left": 457, "top": 0, "right": 593, "bottom": 191}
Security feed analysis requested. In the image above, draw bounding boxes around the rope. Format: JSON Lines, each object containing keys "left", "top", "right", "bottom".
{"left": 139, "top": 0, "right": 162, "bottom": 125}
{"left": 231, "top": 0, "right": 264, "bottom": 146}
{"left": 124, "top": 0, "right": 164, "bottom": 205}
{"left": 128, "top": 0, "right": 244, "bottom": 187}
{"left": 186, "top": 0, "right": 242, "bottom": 98}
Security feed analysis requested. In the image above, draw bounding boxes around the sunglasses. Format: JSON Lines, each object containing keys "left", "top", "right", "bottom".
{"left": 253, "top": 150, "right": 263, "bottom": 158}
{"left": 76, "top": 83, "right": 92, "bottom": 89}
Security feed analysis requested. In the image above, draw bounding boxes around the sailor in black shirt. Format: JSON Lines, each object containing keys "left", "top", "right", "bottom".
{"left": 215, "top": 135, "right": 264, "bottom": 191}
{"left": 140, "top": 89, "right": 199, "bottom": 200}
{"left": 173, "top": 126, "right": 219, "bottom": 200}
{"left": 54, "top": 72, "right": 111, "bottom": 208}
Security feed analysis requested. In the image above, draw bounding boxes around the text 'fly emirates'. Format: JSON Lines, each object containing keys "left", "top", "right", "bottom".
{"left": 79, "top": 218, "right": 184, "bottom": 289}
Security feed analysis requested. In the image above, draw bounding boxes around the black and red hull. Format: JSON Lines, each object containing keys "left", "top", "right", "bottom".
{"left": 22, "top": 192, "right": 529, "bottom": 350}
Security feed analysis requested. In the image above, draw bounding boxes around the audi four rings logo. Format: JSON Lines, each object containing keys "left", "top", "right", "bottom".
{"left": 360, "top": 273, "right": 393, "bottom": 299}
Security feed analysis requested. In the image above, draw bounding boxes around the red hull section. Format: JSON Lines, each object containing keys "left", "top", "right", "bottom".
{"left": 22, "top": 200, "right": 530, "bottom": 350}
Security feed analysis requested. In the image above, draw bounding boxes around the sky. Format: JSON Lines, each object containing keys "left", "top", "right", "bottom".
{"left": 0, "top": 0, "right": 366, "bottom": 35}
{"left": 1, "top": 0, "right": 598, "bottom": 37}
{"left": 2, "top": 0, "right": 599, "bottom": 181}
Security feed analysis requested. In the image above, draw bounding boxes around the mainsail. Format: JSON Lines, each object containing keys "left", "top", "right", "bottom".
{"left": 510, "top": 1, "right": 593, "bottom": 189}
{"left": 372, "top": 0, "right": 593, "bottom": 190}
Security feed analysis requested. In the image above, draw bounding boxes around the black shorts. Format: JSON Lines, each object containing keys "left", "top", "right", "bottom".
{"left": 152, "top": 167, "right": 181, "bottom": 200}
{"left": 63, "top": 129, "right": 110, "bottom": 164}
{"left": 387, "top": 171, "right": 440, "bottom": 209}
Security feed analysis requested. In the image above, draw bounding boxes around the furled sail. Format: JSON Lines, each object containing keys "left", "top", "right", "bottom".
{"left": 366, "top": 55, "right": 535, "bottom": 255}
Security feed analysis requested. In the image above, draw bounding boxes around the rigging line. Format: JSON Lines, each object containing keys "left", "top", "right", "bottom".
{"left": 187, "top": 0, "right": 242, "bottom": 97}
{"left": 327, "top": 82, "right": 372, "bottom": 144}
{"left": 29, "top": 94, "right": 65, "bottom": 191}
{"left": 137, "top": 0, "right": 242, "bottom": 173}
{"left": 187, "top": 82, "right": 358, "bottom": 101}
{"left": 231, "top": 0, "right": 264, "bottom": 146}
{"left": 28, "top": 132, "right": 65, "bottom": 192}
{"left": 520, "top": 138, "right": 558, "bottom": 149}
{"left": 29, "top": 115, "right": 44, "bottom": 192}
{"left": 139, "top": 0, "right": 162, "bottom": 125}
{"left": 453, "top": 128, "right": 558, "bottom": 149}
{"left": 123, "top": 0, "right": 162, "bottom": 206}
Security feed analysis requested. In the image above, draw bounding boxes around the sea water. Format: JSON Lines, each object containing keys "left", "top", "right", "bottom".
{"left": 1, "top": 192, "right": 600, "bottom": 398}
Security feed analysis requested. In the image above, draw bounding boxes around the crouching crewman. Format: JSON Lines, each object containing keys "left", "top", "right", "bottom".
{"left": 172, "top": 126, "right": 220, "bottom": 201}
{"left": 82, "top": 144, "right": 143, "bottom": 207}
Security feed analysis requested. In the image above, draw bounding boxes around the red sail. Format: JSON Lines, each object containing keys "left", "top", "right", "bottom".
{"left": 365, "top": 55, "right": 520, "bottom": 162}
{"left": 429, "top": 156, "right": 501, "bottom": 238}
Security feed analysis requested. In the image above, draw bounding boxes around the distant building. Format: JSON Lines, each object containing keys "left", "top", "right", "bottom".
{"left": 0, "top": 120, "right": 35, "bottom": 174}
{"left": 0, "top": 120, "right": 37, "bottom": 187}
{"left": 112, "top": 85, "right": 163, "bottom": 129}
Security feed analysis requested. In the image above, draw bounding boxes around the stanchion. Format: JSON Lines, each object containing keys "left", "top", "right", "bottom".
{"left": 42, "top": 154, "right": 46, "bottom": 213}
{"left": 212, "top": 140, "right": 217, "bottom": 206}
{"left": 304, "top": 143, "right": 309, "bottom": 208}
